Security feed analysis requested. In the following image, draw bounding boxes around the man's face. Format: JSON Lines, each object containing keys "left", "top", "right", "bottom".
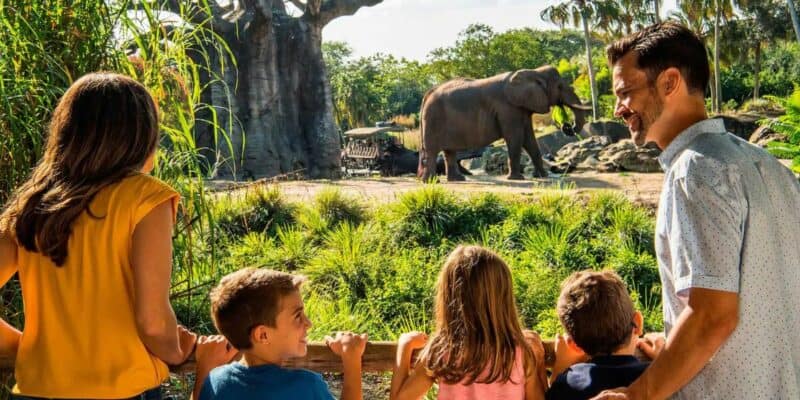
{"left": 612, "top": 52, "right": 664, "bottom": 146}
{"left": 266, "top": 290, "right": 312, "bottom": 360}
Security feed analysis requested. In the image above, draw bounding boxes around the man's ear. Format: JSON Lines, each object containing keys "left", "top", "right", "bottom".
{"left": 633, "top": 310, "right": 644, "bottom": 336}
{"left": 660, "top": 67, "right": 682, "bottom": 96}
{"left": 251, "top": 324, "right": 269, "bottom": 345}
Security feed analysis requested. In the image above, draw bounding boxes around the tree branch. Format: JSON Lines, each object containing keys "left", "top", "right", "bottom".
{"left": 317, "top": 0, "right": 383, "bottom": 27}
{"left": 288, "top": 0, "right": 307, "bottom": 11}
{"left": 307, "top": 0, "right": 322, "bottom": 16}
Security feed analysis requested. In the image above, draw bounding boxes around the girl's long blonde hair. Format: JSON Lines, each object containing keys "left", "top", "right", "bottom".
{"left": 419, "top": 245, "right": 535, "bottom": 385}
{"left": 0, "top": 73, "right": 159, "bottom": 266}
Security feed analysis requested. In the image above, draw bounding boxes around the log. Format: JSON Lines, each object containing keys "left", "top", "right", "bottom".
{"left": 0, "top": 340, "right": 648, "bottom": 374}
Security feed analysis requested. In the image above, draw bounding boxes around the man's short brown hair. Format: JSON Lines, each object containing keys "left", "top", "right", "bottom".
{"left": 557, "top": 270, "right": 635, "bottom": 356}
{"left": 210, "top": 268, "right": 306, "bottom": 350}
{"left": 606, "top": 21, "right": 709, "bottom": 95}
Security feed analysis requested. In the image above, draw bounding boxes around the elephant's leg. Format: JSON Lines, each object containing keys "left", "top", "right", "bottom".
{"left": 504, "top": 136, "right": 525, "bottom": 180}
{"left": 420, "top": 148, "right": 438, "bottom": 182}
{"left": 523, "top": 133, "right": 548, "bottom": 178}
{"left": 444, "top": 150, "right": 465, "bottom": 182}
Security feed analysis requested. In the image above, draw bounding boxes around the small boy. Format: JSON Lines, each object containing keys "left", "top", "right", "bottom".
{"left": 546, "top": 270, "right": 663, "bottom": 400}
{"left": 193, "top": 267, "right": 368, "bottom": 400}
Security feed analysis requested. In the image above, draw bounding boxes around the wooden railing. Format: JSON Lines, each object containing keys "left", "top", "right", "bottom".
{"left": 0, "top": 340, "right": 647, "bottom": 374}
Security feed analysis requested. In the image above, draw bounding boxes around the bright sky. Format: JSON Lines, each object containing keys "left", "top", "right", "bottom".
{"left": 323, "top": 0, "right": 679, "bottom": 61}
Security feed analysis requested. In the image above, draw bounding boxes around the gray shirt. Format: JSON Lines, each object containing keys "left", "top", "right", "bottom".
{"left": 656, "top": 118, "right": 800, "bottom": 399}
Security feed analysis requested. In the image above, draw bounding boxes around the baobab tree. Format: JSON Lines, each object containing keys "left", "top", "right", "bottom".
{"left": 162, "top": 0, "right": 383, "bottom": 179}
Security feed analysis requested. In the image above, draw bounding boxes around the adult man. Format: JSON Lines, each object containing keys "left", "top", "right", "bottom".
{"left": 592, "top": 22, "right": 800, "bottom": 400}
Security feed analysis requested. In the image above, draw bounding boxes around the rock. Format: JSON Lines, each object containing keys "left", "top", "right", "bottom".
{"left": 580, "top": 121, "right": 631, "bottom": 143}
{"left": 479, "top": 146, "right": 535, "bottom": 175}
{"left": 749, "top": 124, "right": 786, "bottom": 147}
{"left": 577, "top": 155, "right": 600, "bottom": 170}
{"left": 554, "top": 135, "right": 611, "bottom": 169}
{"left": 537, "top": 130, "right": 578, "bottom": 155}
{"left": 597, "top": 140, "right": 662, "bottom": 173}
{"left": 714, "top": 114, "right": 759, "bottom": 141}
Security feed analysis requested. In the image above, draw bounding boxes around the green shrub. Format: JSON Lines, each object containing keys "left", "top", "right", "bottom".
{"left": 213, "top": 186, "right": 296, "bottom": 239}
{"left": 764, "top": 87, "right": 800, "bottom": 172}
{"left": 385, "top": 186, "right": 465, "bottom": 247}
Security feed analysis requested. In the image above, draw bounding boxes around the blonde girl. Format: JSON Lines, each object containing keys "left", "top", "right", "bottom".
{"left": 390, "top": 245, "right": 547, "bottom": 400}
{"left": 0, "top": 73, "right": 197, "bottom": 398}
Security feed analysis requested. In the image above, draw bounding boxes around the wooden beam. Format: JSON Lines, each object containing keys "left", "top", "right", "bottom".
{"left": 0, "top": 340, "right": 648, "bottom": 374}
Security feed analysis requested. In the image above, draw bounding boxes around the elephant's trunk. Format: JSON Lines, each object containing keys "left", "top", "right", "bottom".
{"left": 570, "top": 107, "right": 589, "bottom": 135}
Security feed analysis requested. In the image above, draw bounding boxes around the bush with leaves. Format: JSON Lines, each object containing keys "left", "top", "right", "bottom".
{"left": 763, "top": 87, "right": 800, "bottom": 173}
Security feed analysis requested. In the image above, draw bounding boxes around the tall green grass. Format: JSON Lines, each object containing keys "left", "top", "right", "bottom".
{"left": 0, "top": 0, "right": 235, "bottom": 393}
{"left": 199, "top": 187, "right": 662, "bottom": 341}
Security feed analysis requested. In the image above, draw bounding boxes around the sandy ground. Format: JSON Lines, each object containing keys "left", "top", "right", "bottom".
{"left": 211, "top": 170, "right": 666, "bottom": 209}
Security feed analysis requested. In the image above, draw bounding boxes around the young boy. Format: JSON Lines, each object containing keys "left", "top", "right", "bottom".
{"left": 546, "top": 270, "right": 663, "bottom": 400}
{"left": 193, "top": 267, "right": 368, "bottom": 400}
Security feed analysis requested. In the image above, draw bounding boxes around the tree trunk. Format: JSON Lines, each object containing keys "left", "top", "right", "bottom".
{"left": 753, "top": 42, "right": 761, "bottom": 101}
{"left": 714, "top": 0, "right": 721, "bottom": 113}
{"left": 193, "top": 0, "right": 381, "bottom": 180}
{"left": 654, "top": 0, "right": 660, "bottom": 23}
{"left": 581, "top": 10, "right": 599, "bottom": 120}
{"left": 789, "top": 0, "right": 800, "bottom": 42}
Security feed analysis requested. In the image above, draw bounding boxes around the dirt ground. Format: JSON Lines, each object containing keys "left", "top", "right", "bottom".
{"left": 212, "top": 170, "right": 666, "bottom": 209}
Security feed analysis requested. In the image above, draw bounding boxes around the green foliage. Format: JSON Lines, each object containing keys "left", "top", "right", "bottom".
{"left": 213, "top": 187, "right": 296, "bottom": 239}
{"left": 203, "top": 187, "right": 661, "bottom": 341}
{"left": 764, "top": 87, "right": 800, "bottom": 172}
{"left": 324, "top": 41, "right": 433, "bottom": 130}
{"left": 384, "top": 186, "right": 465, "bottom": 247}
{"left": 427, "top": 24, "right": 586, "bottom": 82}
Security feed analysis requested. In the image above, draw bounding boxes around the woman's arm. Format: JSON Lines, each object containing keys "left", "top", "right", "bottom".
{"left": 131, "top": 200, "right": 195, "bottom": 365}
{"left": 0, "top": 234, "right": 20, "bottom": 359}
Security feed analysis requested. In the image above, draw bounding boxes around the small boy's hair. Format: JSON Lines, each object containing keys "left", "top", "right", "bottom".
{"left": 210, "top": 268, "right": 306, "bottom": 350}
{"left": 557, "top": 270, "right": 635, "bottom": 356}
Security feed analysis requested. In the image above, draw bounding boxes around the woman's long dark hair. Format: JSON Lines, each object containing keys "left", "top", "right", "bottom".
{"left": 0, "top": 73, "right": 159, "bottom": 266}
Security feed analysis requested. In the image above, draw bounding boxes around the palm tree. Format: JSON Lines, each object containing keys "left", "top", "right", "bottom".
{"left": 733, "top": 0, "right": 791, "bottom": 101}
{"left": 653, "top": 0, "right": 661, "bottom": 22}
{"left": 674, "top": 0, "right": 734, "bottom": 113}
{"left": 609, "top": 0, "right": 651, "bottom": 36}
{"left": 541, "top": 0, "right": 618, "bottom": 119}
{"left": 789, "top": 0, "right": 800, "bottom": 42}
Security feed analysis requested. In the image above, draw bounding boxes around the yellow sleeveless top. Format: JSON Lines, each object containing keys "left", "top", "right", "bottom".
{"left": 10, "top": 174, "right": 178, "bottom": 398}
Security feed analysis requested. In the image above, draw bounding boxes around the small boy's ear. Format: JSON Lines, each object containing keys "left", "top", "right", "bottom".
{"left": 251, "top": 325, "right": 269, "bottom": 344}
{"left": 564, "top": 335, "right": 587, "bottom": 356}
{"left": 633, "top": 311, "right": 644, "bottom": 336}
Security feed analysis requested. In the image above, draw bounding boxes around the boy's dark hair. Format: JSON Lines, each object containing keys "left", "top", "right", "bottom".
{"left": 557, "top": 270, "right": 635, "bottom": 356}
{"left": 210, "top": 268, "right": 306, "bottom": 350}
{"left": 606, "top": 21, "right": 709, "bottom": 95}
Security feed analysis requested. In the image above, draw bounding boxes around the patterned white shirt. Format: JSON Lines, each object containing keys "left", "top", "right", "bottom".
{"left": 656, "top": 118, "right": 800, "bottom": 399}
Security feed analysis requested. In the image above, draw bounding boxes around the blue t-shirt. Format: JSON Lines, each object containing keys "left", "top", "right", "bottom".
{"left": 546, "top": 355, "right": 649, "bottom": 400}
{"left": 199, "top": 362, "right": 335, "bottom": 400}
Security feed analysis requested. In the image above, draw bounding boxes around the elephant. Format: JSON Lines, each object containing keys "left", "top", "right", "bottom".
{"left": 417, "top": 65, "right": 592, "bottom": 181}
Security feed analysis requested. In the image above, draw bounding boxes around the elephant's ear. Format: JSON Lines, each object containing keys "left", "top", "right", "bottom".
{"left": 504, "top": 70, "right": 550, "bottom": 114}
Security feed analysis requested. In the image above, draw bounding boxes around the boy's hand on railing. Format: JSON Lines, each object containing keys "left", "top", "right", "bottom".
{"left": 325, "top": 331, "right": 369, "bottom": 364}
{"left": 177, "top": 326, "right": 198, "bottom": 365}
{"left": 398, "top": 331, "right": 428, "bottom": 354}
{"left": 637, "top": 332, "right": 665, "bottom": 360}
{"left": 195, "top": 335, "right": 238, "bottom": 373}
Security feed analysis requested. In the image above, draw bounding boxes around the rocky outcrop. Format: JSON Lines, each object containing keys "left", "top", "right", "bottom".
{"left": 550, "top": 137, "right": 661, "bottom": 173}
{"left": 714, "top": 113, "right": 772, "bottom": 141}
{"left": 537, "top": 130, "right": 578, "bottom": 157}
{"left": 749, "top": 124, "right": 787, "bottom": 147}
{"left": 597, "top": 140, "right": 661, "bottom": 173}
{"left": 580, "top": 121, "right": 631, "bottom": 143}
